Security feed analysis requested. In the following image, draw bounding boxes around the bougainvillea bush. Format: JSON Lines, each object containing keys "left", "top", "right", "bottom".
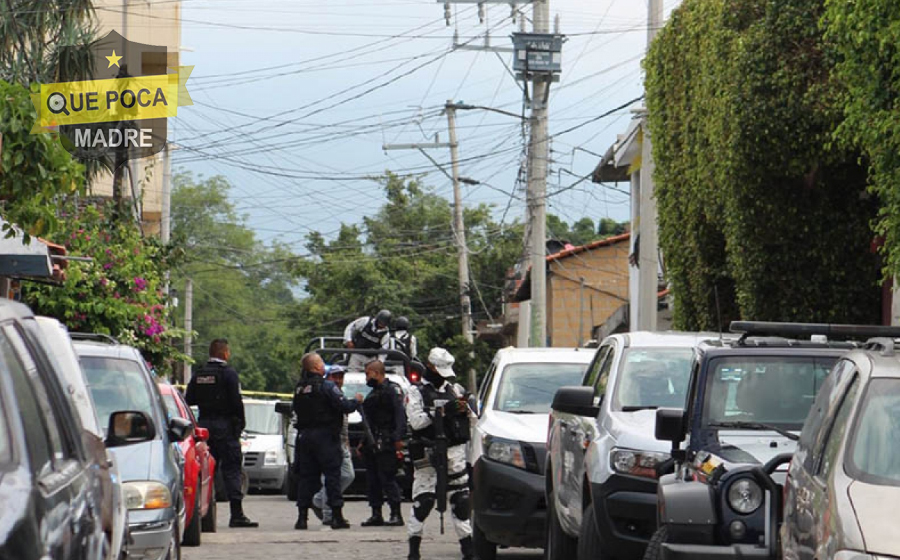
{"left": 24, "top": 202, "right": 188, "bottom": 376}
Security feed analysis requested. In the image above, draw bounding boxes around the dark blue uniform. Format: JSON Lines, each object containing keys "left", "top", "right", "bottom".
{"left": 363, "top": 379, "right": 407, "bottom": 512}
{"left": 185, "top": 360, "right": 245, "bottom": 501}
{"left": 293, "top": 375, "right": 358, "bottom": 511}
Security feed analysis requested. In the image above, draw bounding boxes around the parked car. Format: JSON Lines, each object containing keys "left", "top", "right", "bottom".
{"left": 242, "top": 398, "right": 290, "bottom": 493}
{"left": 470, "top": 346, "right": 594, "bottom": 560}
{"left": 35, "top": 317, "right": 129, "bottom": 560}
{"left": 545, "top": 332, "right": 714, "bottom": 560}
{"left": 644, "top": 322, "right": 881, "bottom": 560}
{"left": 75, "top": 335, "right": 192, "bottom": 560}
{"left": 782, "top": 340, "right": 900, "bottom": 560}
{"left": 158, "top": 382, "right": 217, "bottom": 546}
{"left": 0, "top": 301, "right": 109, "bottom": 560}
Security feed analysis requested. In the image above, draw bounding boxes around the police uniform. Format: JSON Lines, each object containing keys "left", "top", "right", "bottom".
{"left": 292, "top": 372, "right": 359, "bottom": 529}
{"left": 391, "top": 330, "right": 417, "bottom": 361}
{"left": 405, "top": 348, "right": 474, "bottom": 560}
{"left": 185, "top": 358, "right": 256, "bottom": 526}
{"left": 361, "top": 378, "right": 407, "bottom": 526}
{"left": 343, "top": 316, "right": 390, "bottom": 371}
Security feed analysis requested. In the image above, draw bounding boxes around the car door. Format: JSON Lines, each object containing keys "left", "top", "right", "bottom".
{"left": 787, "top": 359, "right": 858, "bottom": 560}
{"left": 0, "top": 324, "right": 98, "bottom": 560}
{"left": 555, "top": 343, "right": 614, "bottom": 531}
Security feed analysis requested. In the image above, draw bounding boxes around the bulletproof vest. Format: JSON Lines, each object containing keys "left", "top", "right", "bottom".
{"left": 192, "top": 361, "right": 230, "bottom": 417}
{"left": 393, "top": 331, "right": 413, "bottom": 358}
{"left": 363, "top": 380, "right": 400, "bottom": 437}
{"left": 413, "top": 382, "right": 470, "bottom": 446}
{"left": 293, "top": 376, "right": 342, "bottom": 432}
{"left": 353, "top": 318, "right": 387, "bottom": 350}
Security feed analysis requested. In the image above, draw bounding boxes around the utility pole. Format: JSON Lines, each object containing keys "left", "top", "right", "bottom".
{"left": 637, "top": 0, "right": 664, "bottom": 331}
{"left": 161, "top": 143, "right": 172, "bottom": 245}
{"left": 527, "top": 0, "right": 551, "bottom": 348}
{"left": 383, "top": 101, "right": 476, "bottom": 392}
{"left": 183, "top": 278, "right": 193, "bottom": 385}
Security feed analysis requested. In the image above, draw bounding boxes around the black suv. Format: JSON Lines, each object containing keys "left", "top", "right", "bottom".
{"left": 644, "top": 322, "right": 900, "bottom": 560}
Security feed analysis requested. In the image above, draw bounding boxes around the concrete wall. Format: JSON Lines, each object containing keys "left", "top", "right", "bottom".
{"left": 547, "top": 241, "right": 629, "bottom": 347}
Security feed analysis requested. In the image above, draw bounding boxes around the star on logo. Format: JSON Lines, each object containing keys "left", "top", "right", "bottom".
{"left": 106, "top": 50, "right": 123, "bottom": 68}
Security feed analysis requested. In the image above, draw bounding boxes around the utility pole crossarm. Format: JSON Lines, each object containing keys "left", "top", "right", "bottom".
{"left": 382, "top": 142, "right": 452, "bottom": 150}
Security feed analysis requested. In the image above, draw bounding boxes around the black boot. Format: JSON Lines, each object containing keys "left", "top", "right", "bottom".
{"left": 229, "top": 499, "right": 259, "bottom": 528}
{"left": 460, "top": 536, "right": 475, "bottom": 560}
{"left": 294, "top": 510, "right": 308, "bottom": 530}
{"left": 385, "top": 503, "right": 404, "bottom": 526}
{"left": 361, "top": 507, "right": 384, "bottom": 527}
{"left": 330, "top": 507, "right": 350, "bottom": 530}
{"left": 310, "top": 504, "right": 323, "bottom": 522}
{"left": 407, "top": 536, "right": 422, "bottom": 560}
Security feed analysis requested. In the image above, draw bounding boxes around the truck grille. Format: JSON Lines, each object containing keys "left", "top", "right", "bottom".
{"left": 243, "top": 452, "right": 261, "bottom": 467}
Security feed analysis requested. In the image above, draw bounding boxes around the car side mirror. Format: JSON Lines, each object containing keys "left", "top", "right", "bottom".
{"left": 275, "top": 401, "right": 292, "bottom": 416}
{"left": 655, "top": 408, "right": 685, "bottom": 443}
{"left": 551, "top": 386, "right": 600, "bottom": 417}
{"left": 106, "top": 411, "right": 155, "bottom": 448}
{"left": 168, "top": 417, "right": 193, "bottom": 443}
{"left": 194, "top": 427, "right": 209, "bottom": 442}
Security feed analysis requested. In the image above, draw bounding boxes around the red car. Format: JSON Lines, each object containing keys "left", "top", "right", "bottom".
{"left": 159, "top": 382, "right": 217, "bottom": 545}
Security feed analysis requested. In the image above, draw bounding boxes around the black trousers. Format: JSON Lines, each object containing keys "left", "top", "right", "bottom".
{"left": 295, "top": 428, "right": 344, "bottom": 510}
{"left": 363, "top": 446, "right": 401, "bottom": 510}
{"left": 201, "top": 417, "right": 243, "bottom": 501}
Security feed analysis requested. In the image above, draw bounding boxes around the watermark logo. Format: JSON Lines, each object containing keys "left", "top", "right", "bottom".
{"left": 31, "top": 31, "right": 192, "bottom": 169}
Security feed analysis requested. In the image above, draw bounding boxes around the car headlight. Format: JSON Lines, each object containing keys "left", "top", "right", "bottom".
{"left": 727, "top": 478, "right": 763, "bottom": 514}
{"left": 123, "top": 481, "right": 172, "bottom": 510}
{"left": 609, "top": 448, "right": 669, "bottom": 479}
{"left": 483, "top": 435, "right": 526, "bottom": 470}
{"left": 264, "top": 449, "right": 280, "bottom": 465}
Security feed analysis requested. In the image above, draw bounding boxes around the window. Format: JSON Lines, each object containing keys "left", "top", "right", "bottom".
{"left": 846, "top": 378, "right": 900, "bottom": 487}
{"left": 0, "top": 395, "right": 11, "bottom": 465}
{"left": 492, "top": 362, "right": 587, "bottom": 414}
{"left": 162, "top": 393, "right": 183, "bottom": 421}
{"left": 704, "top": 355, "right": 838, "bottom": 430}
{"left": 244, "top": 402, "right": 282, "bottom": 435}
{"left": 479, "top": 362, "right": 498, "bottom": 407}
{"left": 80, "top": 356, "right": 157, "bottom": 437}
{"left": 817, "top": 376, "right": 860, "bottom": 478}
{"left": 584, "top": 345, "right": 611, "bottom": 388}
{"left": 612, "top": 347, "right": 694, "bottom": 411}
{"left": 594, "top": 347, "right": 616, "bottom": 396}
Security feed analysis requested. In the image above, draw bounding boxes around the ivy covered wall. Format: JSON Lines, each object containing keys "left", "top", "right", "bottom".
{"left": 644, "top": 0, "right": 882, "bottom": 330}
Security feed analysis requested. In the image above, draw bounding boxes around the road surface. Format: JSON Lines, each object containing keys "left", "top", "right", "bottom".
{"left": 183, "top": 495, "right": 542, "bottom": 560}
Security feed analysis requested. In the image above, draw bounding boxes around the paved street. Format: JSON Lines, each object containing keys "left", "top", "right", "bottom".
{"left": 185, "top": 495, "right": 542, "bottom": 560}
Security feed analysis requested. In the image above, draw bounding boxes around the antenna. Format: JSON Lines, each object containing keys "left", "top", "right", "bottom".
{"left": 714, "top": 284, "right": 723, "bottom": 343}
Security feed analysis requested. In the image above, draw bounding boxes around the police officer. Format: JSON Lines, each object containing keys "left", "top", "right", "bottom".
{"left": 391, "top": 316, "right": 418, "bottom": 360}
{"left": 312, "top": 365, "right": 356, "bottom": 525}
{"left": 343, "top": 309, "right": 392, "bottom": 371}
{"left": 185, "top": 339, "right": 258, "bottom": 528}
{"left": 360, "top": 360, "right": 407, "bottom": 527}
{"left": 405, "top": 348, "right": 474, "bottom": 560}
{"left": 293, "top": 353, "right": 363, "bottom": 530}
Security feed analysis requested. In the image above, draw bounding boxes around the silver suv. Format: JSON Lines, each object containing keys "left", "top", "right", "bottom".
{"left": 545, "top": 332, "right": 715, "bottom": 560}
{"left": 783, "top": 340, "right": 900, "bottom": 560}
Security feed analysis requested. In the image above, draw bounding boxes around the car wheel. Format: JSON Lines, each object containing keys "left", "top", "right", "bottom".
{"left": 165, "top": 519, "right": 182, "bottom": 560}
{"left": 182, "top": 484, "right": 202, "bottom": 547}
{"left": 286, "top": 468, "right": 297, "bottom": 501}
{"left": 472, "top": 513, "right": 497, "bottom": 560}
{"left": 201, "top": 494, "right": 217, "bottom": 533}
{"left": 577, "top": 504, "right": 605, "bottom": 560}
{"left": 545, "top": 487, "right": 577, "bottom": 560}
{"left": 642, "top": 525, "right": 668, "bottom": 560}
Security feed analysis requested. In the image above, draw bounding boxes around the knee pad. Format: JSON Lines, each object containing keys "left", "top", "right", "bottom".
{"left": 412, "top": 493, "right": 435, "bottom": 522}
{"left": 450, "top": 491, "right": 470, "bottom": 521}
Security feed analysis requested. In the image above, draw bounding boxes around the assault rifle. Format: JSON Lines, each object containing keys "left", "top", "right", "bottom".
{"left": 358, "top": 406, "right": 380, "bottom": 452}
{"left": 432, "top": 398, "right": 450, "bottom": 535}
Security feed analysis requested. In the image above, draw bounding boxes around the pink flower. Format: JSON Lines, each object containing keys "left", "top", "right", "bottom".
{"left": 133, "top": 277, "right": 147, "bottom": 292}
{"left": 103, "top": 263, "right": 113, "bottom": 270}
{"left": 99, "top": 278, "right": 108, "bottom": 287}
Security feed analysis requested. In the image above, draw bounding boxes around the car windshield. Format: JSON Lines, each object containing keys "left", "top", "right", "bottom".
{"left": 341, "top": 382, "right": 371, "bottom": 399}
{"left": 244, "top": 402, "right": 281, "bottom": 435}
{"left": 162, "top": 393, "right": 184, "bottom": 420}
{"left": 81, "top": 356, "right": 156, "bottom": 436}
{"left": 613, "top": 348, "right": 694, "bottom": 411}
{"left": 848, "top": 378, "right": 900, "bottom": 486}
{"left": 493, "top": 362, "right": 587, "bottom": 414}
{"left": 704, "top": 356, "right": 836, "bottom": 430}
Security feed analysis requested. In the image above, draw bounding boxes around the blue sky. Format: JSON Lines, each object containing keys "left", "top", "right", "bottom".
{"left": 171, "top": 0, "right": 679, "bottom": 251}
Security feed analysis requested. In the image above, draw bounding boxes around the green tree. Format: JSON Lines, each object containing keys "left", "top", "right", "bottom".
{"left": 644, "top": 0, "right": 881, "bottom": 330}
{"left": 170, "top": 172, "right": 301, "bottom": 393}
{"left": 289, "top": 173, "right": 523, "bottom": 381}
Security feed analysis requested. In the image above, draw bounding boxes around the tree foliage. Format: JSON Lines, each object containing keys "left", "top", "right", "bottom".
{"left": 170, "top": 172, "right": 300, "bottom": 393}
{"left": 645, "top": 0, "right": 881, "bottom": 330}
{"left": 823, "top": 0, "right": 900, "bottom": 277}
{"left": 24, "top": 202, "right": 187, "bottom": 373}
{"left": 289, "top": 173, "right": 523, "bottom": 379}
